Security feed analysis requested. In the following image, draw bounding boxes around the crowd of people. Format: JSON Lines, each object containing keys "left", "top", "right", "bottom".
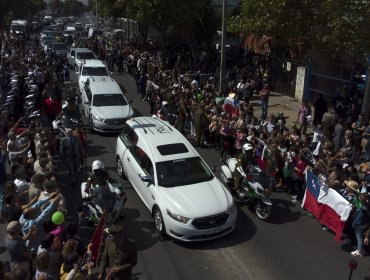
{"left": 1, "top": 16, "right": 370, "bottom": 280}
{"left": 0, "top": 29, "right": 137, "bottom": 280}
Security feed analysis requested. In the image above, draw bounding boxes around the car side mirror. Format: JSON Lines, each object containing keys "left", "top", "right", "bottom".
{"left": 84, "top": 101, "right": 89, "bottom": 105}
{"left": 211, "top": 165, "right": 218, "bottom": 172}
{"left": 128, "top": 100, "right": 133, "bottom": 104}
{"left": 140, "top": 175, "right": 153, "bottom": 184}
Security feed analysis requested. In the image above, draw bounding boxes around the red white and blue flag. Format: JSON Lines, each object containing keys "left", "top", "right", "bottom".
{"left": 302, "top": 169, "right": 352, "bottom": 242}
{"left": 223, "top": 93, "right": 240, "bottom": 117}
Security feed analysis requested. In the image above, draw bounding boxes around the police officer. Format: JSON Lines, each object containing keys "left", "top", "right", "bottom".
{"left": 85, "top": 160, "right": 116, "bottom": 213}
{"left": 98, "top": 225, "right": 137, "bottom": 280}
{"left": 233, "top": 143, "right": 255, "bottom": 192}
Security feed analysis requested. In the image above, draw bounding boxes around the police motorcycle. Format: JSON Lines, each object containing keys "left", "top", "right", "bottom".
{"left": 52, "top": 103, "right": 81, "bottom": 138}
{"left": 80, "top": 160, "right": 127, "bottom": 226}
{"left": 220, "top": 144, "right": 272, "bottom": 220}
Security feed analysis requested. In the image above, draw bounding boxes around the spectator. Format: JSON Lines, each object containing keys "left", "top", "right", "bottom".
{"left": 296, "top": 100, "right": 311, "bottom": 135}
{"left": 0, "top": 140, "right": 7, "bottom": 211}
{"left": 259, "top": 83, "right": 270, "bottom": 119}
{"left": 19, "top": 193, "right": 62, "bottom": 255}
{"left": 5, "top": 221, "right": 34, "bottom": 268}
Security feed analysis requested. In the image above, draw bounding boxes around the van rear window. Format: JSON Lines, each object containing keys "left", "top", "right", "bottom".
{"left": 157, "top": 143, "right": 189, "bottom": 155}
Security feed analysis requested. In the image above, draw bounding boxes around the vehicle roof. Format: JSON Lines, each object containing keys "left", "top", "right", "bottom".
{"left": 88, "top": 77, "right": 122, "bottom": 95}
{"left": 82, "top": 59, "right": 106, "bottom": 68}
{"left": 126, "top": 117, "right": 198, "bottom": 162}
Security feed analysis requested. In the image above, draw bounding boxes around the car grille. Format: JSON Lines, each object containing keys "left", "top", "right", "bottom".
{"left": 105, "top": 118, "right": 125, "bottom": 125}
{"left": 192, "top": 212, "right": 229, "bottom": 229}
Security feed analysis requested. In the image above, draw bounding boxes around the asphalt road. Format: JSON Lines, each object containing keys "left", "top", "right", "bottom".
{"left": 1, "top": 53, "right": 369, "bottom": 280}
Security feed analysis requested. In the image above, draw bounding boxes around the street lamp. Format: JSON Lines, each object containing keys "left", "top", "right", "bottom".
{"left": 218, "top": 0, "right": 226, "bottom": 95}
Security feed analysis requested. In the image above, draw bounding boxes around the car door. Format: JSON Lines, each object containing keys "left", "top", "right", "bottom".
{"left": 129, "top": 146, "right": 156, "bottom": 209}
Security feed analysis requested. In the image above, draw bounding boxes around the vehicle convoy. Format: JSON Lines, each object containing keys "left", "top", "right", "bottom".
{"left": 80, "top": 76, "right": 133, "bottom": 132}
{"left": 10, "top": 20, "right": 30, "bottom": 39}
{"left": 115, "top": 116, "right": 237, "bottom": 241}
{"left": 220, "top": 158, "right": 272, "bottom": 220}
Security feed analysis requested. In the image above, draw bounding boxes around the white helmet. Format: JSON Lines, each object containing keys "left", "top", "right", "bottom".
{"left": 92, "top": 160, "right": 105, "bottom": 171}
{"left": 162, "top": 100, "right": 168, "bottom": 106}
{"left": 243, "top": 143, "right": 254, "bottom": 153}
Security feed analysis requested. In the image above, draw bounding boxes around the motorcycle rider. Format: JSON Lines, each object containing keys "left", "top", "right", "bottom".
{"left": 233, "top": 143, "right": 255, "bottom": 193}
{"left": 85, "top": 160, "right": 116, "bottom": 213}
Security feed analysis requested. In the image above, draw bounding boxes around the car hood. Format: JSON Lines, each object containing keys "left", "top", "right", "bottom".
{"left": 92, "top": 105, "right": 133, "bottom": 119}
{"left": 159, "top": 178, "right": 233, "bottom": 218}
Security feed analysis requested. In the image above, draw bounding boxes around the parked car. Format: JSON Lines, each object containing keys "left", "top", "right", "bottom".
{"left": 78, "top": 59, "right": 110, "bottom": 91}
{"left": 115, "top": 116, "right": 237, "bottom": 241}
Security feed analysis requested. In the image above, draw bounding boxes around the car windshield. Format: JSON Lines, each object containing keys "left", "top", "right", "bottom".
{"left": 92, "top": 94, "right": 127, "bottom": 106}
{"left": 53, "top": 44, "right": 68, "bottom": 50}
{"left": 77, "top": 52, "right": 95, "bottom": 59}
{"left": 64, "top": 30, "right": 74, "bottom": 34}
{"left": 156, "top": 157, "right": 213, "bottom": 187}
{"left": 82, "top": 67, "right": 108, "bottom": 76}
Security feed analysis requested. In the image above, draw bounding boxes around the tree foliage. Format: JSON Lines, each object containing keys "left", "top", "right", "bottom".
{"left": 228, "top": 0, "right": 370, "bottom": 60}
{"left": 0, "top": 0, "right": 45, "bottom": 25}
{"left": 96, "top": 0, "right": 217, "bottom": 43}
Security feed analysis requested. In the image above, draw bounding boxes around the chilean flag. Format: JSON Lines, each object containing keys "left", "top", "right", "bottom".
{"left": 223, "top": 93, "right": 240, "bottom": 117}
{"left": 302, "top": 169, "right": 352, "bottom": 242}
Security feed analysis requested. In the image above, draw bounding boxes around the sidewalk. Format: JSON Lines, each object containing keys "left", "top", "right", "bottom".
{"left": 250, "top": 91, "right": 301, "bottom": 127}
{"left": 250, "top": 92, "right": 334, "bottom": 135}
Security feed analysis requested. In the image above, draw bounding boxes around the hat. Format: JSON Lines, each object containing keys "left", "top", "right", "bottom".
{"left": 344, "top": 180, "right": 359, "bottom": 193}
{"left": 108, "top": 225, "right": 124, "bottom": 235}
{"left": 7, "top": 221, "right": 21, "bottom": 234}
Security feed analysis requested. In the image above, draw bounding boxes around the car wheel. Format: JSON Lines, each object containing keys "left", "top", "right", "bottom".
{"left": 153, "top": 206, "right": 166, "bottom": 236}
{"left": 116, "top": 157, "right": 126, "bottom": 179}
{"left": 89, "top": 115, "right": 95, "bottom": 133}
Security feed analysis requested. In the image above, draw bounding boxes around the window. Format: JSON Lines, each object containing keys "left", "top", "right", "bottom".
{"left": 131, "top": 147, "right": 153, "bottom": 177}
{"left": 85, "top": 88, "right": 92, "bottom": 102}
{"left": 82, "top": 67, "right": 109, "bottom": 76}
{"left": 156, "top": 157, "right": 213, "bottom": 187}
{"left": 157, "top": 143, "right": 189, "bottom": 155}
{"left": 120, "top": 125, "right": 138, "bottom": 148}
{"left": 92, "top": 94, "right": 127, "bottom": 106}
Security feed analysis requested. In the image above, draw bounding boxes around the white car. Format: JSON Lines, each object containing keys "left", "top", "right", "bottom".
{"left": 67, "top": 48, "right": 97, "bottom": 70}
{"left": 78, "top": 59, "right": 110, "bottom": 92}
{"left": 81, "top": 76, "right": 133, "bottom": 132}
{"left": 115, "top": 117, "right": 237, "bottom": 241}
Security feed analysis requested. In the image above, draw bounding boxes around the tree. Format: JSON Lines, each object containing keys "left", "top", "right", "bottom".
{"left": 64, "top": 0, "right": 80, "bottom": 16}
{"left": 228, "top": 0, "right": 370, "bottom": 60}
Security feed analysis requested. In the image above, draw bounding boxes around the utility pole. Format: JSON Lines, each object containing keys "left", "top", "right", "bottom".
{"left": 218, "top": 0, "right": 227, "bottom": 95}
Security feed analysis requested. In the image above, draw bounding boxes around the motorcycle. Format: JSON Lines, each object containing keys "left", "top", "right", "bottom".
{"left": 220, "top": 158, "right": 272, "bottom": 220}
{"left": 80, "top": 180, "right": 127, "bottom": 226}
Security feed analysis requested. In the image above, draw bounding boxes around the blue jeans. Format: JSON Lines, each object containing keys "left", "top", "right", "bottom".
{"left": 260, "top": 100, "right": 268, "bottom": 119}
{"left": 365, "top": 139, "right": 370, "bottom": 161}
{"left": 353, "top": 225, "right": 366, "bottom": 253}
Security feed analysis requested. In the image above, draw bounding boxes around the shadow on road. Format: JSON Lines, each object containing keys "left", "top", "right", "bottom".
{"left": 123, "top": 207, "right": 162, "bottom": 251}
{"left": 268, "top": 198, "right": 302, "bottom": 224}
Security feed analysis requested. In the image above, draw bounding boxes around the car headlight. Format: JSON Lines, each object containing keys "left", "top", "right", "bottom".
{"left": 167, "top": 209, "right": 190, "bottom": 224}
{"left": 92, "top": 114, "right": 104, "bottom": 122}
